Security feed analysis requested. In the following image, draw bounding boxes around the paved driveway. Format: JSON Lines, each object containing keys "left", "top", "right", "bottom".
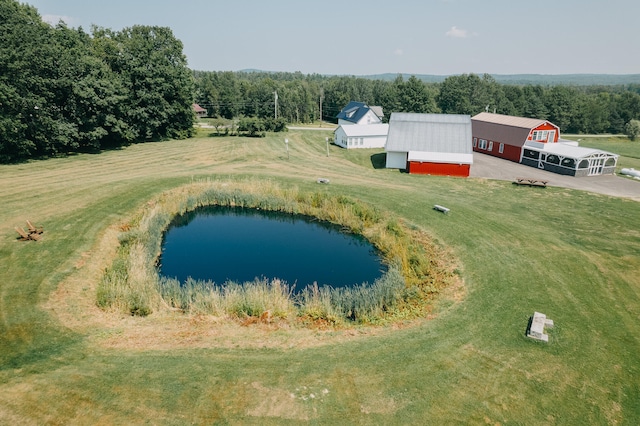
{"left": 469, "top": 152, "right": 640, "bottom": 202}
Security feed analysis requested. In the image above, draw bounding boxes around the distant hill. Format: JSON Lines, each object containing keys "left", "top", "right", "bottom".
{"left": 358, "top": 73, "right": 640, "bottom": 86}
{"left": 237, "top": 69, "right": 640, "bottom": 86}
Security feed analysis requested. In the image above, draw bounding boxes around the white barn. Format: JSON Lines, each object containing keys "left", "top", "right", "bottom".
{"left": 385, "top": 113, "right": 473, "bottom": 177}
{"left": 334, "top": 123, "right": 389, "bottom": 149}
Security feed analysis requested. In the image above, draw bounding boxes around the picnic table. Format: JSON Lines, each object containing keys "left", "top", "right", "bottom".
{"left": 514, "top": 177, "right": 549, "bottom": 188}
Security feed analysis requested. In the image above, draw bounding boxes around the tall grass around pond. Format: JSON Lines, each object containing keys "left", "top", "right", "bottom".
{"left": 97, "top": 179, "right": 457, "bottom": 324}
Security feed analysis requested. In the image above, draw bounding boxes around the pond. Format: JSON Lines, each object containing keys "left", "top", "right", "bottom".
{"left": 159, "top": 206, "right": 386, "bottom": 291}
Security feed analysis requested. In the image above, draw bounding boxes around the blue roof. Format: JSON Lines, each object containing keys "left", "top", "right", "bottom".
{"left": 336, "top": 101, "right": 379, "bottom": 123}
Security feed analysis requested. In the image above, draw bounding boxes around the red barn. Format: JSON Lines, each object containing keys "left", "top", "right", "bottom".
{"left": 471, "top": 112, "right": 618, "bottom": 176}
{"left": 471, "top": 112, "right": 560, "bottom": 162}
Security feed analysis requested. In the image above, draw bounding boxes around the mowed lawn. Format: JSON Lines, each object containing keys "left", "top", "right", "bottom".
{"left": 1, "top": 130, "right": 640, "bottom": 424}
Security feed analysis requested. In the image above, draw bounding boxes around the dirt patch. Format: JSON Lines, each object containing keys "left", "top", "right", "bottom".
{"left": 246, "top": 382, "right": 313, "bottom": 420}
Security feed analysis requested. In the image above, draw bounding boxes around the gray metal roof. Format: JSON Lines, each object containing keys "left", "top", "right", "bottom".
{"left": 472, "top": 112, "right": 549, "bottom": 129}
{"left": 369, "top": 105, "right": 384, "bottom": 119}
{"left": 386, "top": 113, "right": 472, "bottom": 154}
{"left": 337, "top": 123, "right": 389, "bottom": 137}
{"left": 524, "top": 141, "right": 618, "bottom": 160}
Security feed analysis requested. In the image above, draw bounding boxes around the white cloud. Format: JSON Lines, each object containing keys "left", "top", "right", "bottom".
{"left": 41, "top": 14, "right": 75, "bottom": 26}
{"left": 445, "top": 26, "right": 469, "bottom": 38}
{"left": 394, "top": 48, "right": 404, "bottom": 56}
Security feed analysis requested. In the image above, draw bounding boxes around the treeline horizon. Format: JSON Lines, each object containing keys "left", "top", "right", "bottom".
{"left": 3, "top": 0, "right": 640, "bottom": 164}
{"left": 194, "top": 70, "right": 640, "bottom": 136}
{"left": 0, "top": 0, "right": 195, "bottom": 163}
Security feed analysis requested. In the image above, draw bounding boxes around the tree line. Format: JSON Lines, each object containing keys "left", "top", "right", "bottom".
{"left": 194, "top": 71, "right": 640, "bottom": 136}
{"left": 0, "top": 0, "right": 195, "bottom": 163}
{"left": 3, "top": 0, "right": 640, "bottom": 163}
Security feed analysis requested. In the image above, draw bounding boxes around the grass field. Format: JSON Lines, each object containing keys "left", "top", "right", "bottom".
{"left": 1, "top": 129, "right": 639, "bottom": 424}
{"left": 564, "top": 135, "right": 640, "bottom": 170}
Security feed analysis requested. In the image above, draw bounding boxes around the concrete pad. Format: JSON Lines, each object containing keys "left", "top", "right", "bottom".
{"left": 469, "top": 152, "right": 640, "bottom": 201}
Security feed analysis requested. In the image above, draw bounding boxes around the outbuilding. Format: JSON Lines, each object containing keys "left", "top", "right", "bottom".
{"left": 334, "top": 123, "right": 389, "bottom": 149}
{"left": 193, "top": 103, "right": 208, "bottom": 118}
{"left": 336, "top": 101, "right": 384, "bottom": 126}
{"left": 385, "top": 113, "right": 473, "bottom": 177}
{"left": 472, "top": 112, "right": 618, "bottom": 176}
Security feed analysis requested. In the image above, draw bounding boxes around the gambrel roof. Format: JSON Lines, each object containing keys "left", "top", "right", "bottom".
{"left": 472, "top": 112, "right": 549, "bottom": 129}
{"left": 471, "top": 112, "right": 560, "bottom": 147}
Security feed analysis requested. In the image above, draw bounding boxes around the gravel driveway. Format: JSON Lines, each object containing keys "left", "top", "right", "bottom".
{"left": 469, "top": 152, "right": 640, "bottom": 202}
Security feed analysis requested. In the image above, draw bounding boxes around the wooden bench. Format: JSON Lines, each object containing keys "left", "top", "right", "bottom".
{"left": 15, "top": 226, "right": 40, "bottom": 241}
{"left": 526, "top": 311, "right": 554, "bottom": 342}
{"left": 433, "top": 205, "right": 450, "bottom": 214}
{"left": 26, "top": 219, "right": 43, "bottom": 235}
{"left": 514, "top": 177, "right": 548, "bottom": 188}
{"left": 15, "top": 220, "right": 43, "bottom": 241}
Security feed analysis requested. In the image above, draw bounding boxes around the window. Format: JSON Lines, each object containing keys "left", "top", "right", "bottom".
{"left": 473, "top": 137, "right": 477, "bottom": 148}
{"left": 479, "top": 139, "right": 487, "bottom": 150}
{"left": 488, "top": 141, "right": 493, "bottom": 151}
{"left": 532, "top": 130, "right": 549, "bottom": 141}
{"left": 498, "top": 143, "right": 504, "bottom": 154}
{"left": 547, "top": 155, "right": 560, "bottom": 165}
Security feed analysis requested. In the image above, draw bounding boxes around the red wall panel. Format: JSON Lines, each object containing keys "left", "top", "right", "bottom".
{"left": 473, "top": 143, "right": 521, "bottom": 162}
{"left": 408, "top": 162, "right": 470, "bottom": 177}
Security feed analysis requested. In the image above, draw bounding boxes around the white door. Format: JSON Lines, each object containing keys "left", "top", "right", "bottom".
{"left": 547, "top": 130, "right": 555, "bottom": 143}
{"left": 588, "top": 158, "right": 604, "bottom": 176}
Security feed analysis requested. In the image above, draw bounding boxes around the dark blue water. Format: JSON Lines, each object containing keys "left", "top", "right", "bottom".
{"left": 159, "top": 206, "right": 385, "bottom": 290}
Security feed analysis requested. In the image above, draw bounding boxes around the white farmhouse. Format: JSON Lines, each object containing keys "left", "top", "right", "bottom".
{"left": 333, "top": 101, "right": 388, "bottom": 149}
{"left": 336, "top": 101, "right": 384, "bottom": 126}
{"left": 334, "top": 123, "right": 389, "bottom": 149}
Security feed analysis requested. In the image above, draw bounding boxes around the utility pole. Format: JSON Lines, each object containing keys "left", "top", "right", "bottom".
{"left": 274, "top": 90, "right": 278, "bottom": 119}
{"left": 319, "top": 88, "right": 324, "bottom": 127}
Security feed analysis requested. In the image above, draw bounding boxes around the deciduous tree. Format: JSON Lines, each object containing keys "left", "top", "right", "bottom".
{"left": 625, "top": 119, "right": 640, "bottom": 141}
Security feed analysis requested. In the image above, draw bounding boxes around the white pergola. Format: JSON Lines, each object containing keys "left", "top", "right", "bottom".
{"left": 522, "top": 140, "right": 618, "bottom": 176}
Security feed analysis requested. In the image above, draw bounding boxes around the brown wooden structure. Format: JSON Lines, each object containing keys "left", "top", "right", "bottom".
{"left": 15, "top": 220, "right": 43, "bottom": 241}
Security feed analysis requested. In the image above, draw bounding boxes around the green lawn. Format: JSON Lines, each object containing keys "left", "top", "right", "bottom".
{"left": 1, "top": 132, "right": 639, "bottom": 424}
{"left": 564, "top": 135, "right": 640, "bottom": 170}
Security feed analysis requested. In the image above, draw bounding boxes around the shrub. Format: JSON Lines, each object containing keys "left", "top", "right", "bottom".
{"left": 626, "top": 119, "right": 640, "bottom": 141}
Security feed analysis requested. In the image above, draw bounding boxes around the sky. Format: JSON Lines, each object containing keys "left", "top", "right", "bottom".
{"left": 22, "top": 0, "right": 640, "bottom": 76}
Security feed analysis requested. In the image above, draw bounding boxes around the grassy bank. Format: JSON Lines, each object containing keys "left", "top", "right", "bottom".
{"left": 98, "top": 180, "right": 453, "bottom": 323}
{"left": 1, "top": 131, "right": 639, "bottom": 424}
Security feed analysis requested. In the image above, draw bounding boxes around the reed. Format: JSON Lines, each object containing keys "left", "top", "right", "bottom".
{"left": 97, "top": 179, "right": 455, "bottom": 324}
